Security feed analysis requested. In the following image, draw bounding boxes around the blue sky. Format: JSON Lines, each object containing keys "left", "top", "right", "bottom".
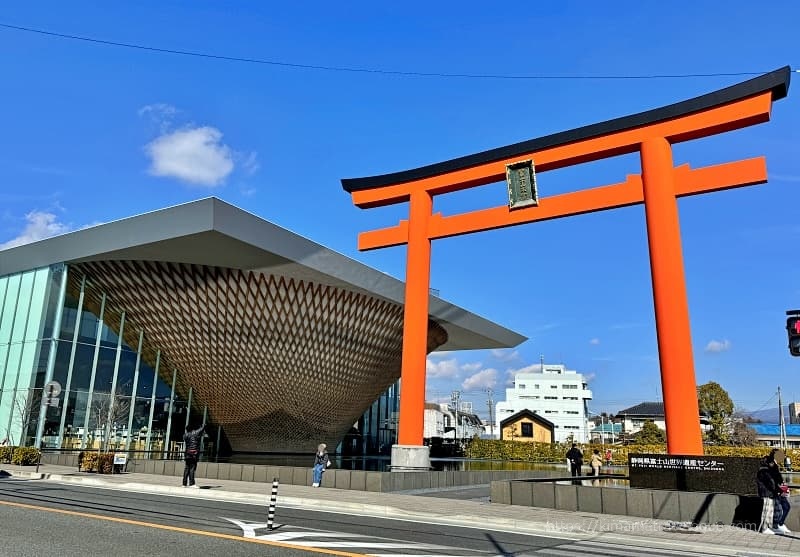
{"left": 1, "top": 2, "right": 798, "bottom": 421}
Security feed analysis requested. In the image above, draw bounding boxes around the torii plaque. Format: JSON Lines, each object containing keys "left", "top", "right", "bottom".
{"left": 342, "top": 67, "right": 791, "bottom": 469}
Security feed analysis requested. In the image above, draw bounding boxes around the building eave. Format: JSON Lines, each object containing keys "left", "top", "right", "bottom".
{"left": 0, "top": 197, "right": 525, "bottom": 351}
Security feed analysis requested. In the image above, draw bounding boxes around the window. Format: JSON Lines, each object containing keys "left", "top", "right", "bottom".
{"left": 563, "top": 384, "right": 578, "bottom": 389}
{"left": 550, "top": 385, "right": 558, "bottom": 389}
{"left": 533, "top": 384, "right": 539, "bottom": 389}
{"left": 566, "top": 410, "right": 579, "bottom": 415}
{"left": 544, "top": 410, "right": 559, "bottom": 414}
{"left": 518, "top": 384, "right": 525, "bottom": 389}
{"left": 544, "top": 396, "right": 557, "bottom": 400}
{"left": 521, "top": 423, "right": 533, "bottom": 437}
{"left": 563, "top": 396, "right": 578, "bottom": 400}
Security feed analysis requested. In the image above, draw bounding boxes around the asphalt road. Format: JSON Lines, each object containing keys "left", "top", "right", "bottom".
{"left": 0, "top": 477, "right": 549, "bottom": 556}
{"left": 0, "top": 477, "right": 745, "bottom": 557}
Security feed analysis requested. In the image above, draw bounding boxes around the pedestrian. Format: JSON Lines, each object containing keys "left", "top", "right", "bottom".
{"left": 590, "top": 449, "right": 602, "bottom": 477}
{"left": 768, "top": 449, "right": 792, "bottom": 534}
{"left": 756, "top": 450, "right": 784, "bottom": 534}
{"left": 566, "top": 443, "right": 583, "bottom": 477}
{"left": 604, "top": 448, "right": 612, "bottom": 467}
{"left": 311, "top": 443, "right": 331, "bottom": 487}
{"left": 182, "top": 423, "right": 204, "bottom": 488}
{"left": 0, "top": 437, "right": 8, "bottom": 446}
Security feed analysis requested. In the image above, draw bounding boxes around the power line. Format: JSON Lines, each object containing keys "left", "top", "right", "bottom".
{"left": 0, "top": 22, "right": 791, "bottom": 81}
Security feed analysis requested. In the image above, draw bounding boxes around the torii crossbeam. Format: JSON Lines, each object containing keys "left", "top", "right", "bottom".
{"left": 342, "top": 67, "right": 790, "bottom": 468}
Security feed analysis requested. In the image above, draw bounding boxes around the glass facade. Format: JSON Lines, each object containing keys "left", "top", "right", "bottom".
{"left": 0, "top": 265, "right": 201, "bottom": 455}
{"left": 0, "top": 263, "right": 399, "bottom": 456}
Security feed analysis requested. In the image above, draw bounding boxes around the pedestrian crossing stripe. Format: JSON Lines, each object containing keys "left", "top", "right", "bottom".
{"left": 222, "top": 517, "right": 502, "bottom": 556}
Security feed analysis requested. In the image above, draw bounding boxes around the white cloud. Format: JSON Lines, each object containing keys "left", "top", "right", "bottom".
{"left": 240, "top": 151, "right": 260, "bottom": 176}
{"left": 145, "top": 126, "right": 235, "bottom": 187}
{"left": 705, "top": 339, "right": 731, "bottom": 353}
{"left": 460, "top": 362, "right": 482, "bottom": 373}
{"left": 462, "top": 368, "right": 497, "bottom": 391}
{"left": 426, "top": 357, "right": 459, "bottom": 379}
{"left": 138, "top": 103, "right": 179, "bottom": 132}
{"left": 0, "top": 211, "right": 71, "bottom": 250}
{"left": 589, "top": 338, "right": 600, "bottom": 345}
{"left": 504, "top": 363, "right": 544, "bottom": 386}
{"left": 490, "top": 349, "right": 520, "bottom": 362}
{"left": 427, "top": 351, "right": 453, "bottom": 359}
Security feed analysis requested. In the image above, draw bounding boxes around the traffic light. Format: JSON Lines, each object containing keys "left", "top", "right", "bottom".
{"left": 787, "top": 314, "right": 800, "bottom": 357}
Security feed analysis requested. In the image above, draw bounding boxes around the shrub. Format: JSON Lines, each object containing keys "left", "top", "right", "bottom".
{"left": 81, "top": 452, "right": 115, "bottom": 473}
{"left": 98, "top": 453, "right": 114, "bottom": 474}
{"left": 0, "top": 445, "right": 13, "bottom": 463}
{"left": 81, "top": 452, "right": 98, "bottom": 472}
{"left": 11, "top": 446, "right": 40, "bottom": 465}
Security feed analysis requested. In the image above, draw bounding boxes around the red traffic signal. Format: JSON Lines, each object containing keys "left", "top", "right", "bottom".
{"left": 787, "top": 315, "right": 800, "bottom": 357}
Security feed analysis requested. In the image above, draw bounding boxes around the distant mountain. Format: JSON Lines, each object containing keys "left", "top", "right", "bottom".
{"left": 741, "top": 406, "right": 789, "bottom": 424}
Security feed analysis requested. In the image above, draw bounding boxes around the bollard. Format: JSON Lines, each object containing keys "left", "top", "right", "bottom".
{"left": 267, "top": 477, "right": 279, "bottom": 530}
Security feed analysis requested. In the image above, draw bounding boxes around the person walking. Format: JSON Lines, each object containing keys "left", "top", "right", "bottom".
{"left": 311, "top": 443, "right": 331, "bottom": 487}
{"left": 182, "top": 423, "right": 204, "bottom": 488}
{"left": 590, "top": 449, "right": 603, "bottom": 477}
{"left": 566, "top": 443, "right": 583, "bottom": 477}
{"left": 604, "top": 448, "right": 612, "bottom": 467}
{"left": 756, "top": 450, "right": 784, "bottom": 534}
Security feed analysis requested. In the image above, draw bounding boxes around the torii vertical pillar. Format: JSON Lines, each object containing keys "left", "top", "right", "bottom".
{"left": 640, "top": 137, "right": 702, "bottom": 452}
{"left": 392, "top": 190, "right": 434, "bottom": 469}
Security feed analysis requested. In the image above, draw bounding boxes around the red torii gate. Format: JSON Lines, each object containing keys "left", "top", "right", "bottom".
{"left": 342, "top": 67, "right": 790, "bottom": 468}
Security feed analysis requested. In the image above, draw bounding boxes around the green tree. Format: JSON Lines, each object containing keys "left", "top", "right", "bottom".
{"left": 633, "top": 420, "right": 665, "bottom": 444}
{"left": 697, "top": 381, "right": 734, "bottom": 444}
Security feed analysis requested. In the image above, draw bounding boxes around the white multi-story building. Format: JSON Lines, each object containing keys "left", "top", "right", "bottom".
{"left": 495, "top": 363, "right": 593, "bottom": 443}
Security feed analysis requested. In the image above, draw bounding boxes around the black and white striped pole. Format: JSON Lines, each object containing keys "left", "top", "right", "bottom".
{"left": 267, "top": 477, "right": 279, "bottom": 530}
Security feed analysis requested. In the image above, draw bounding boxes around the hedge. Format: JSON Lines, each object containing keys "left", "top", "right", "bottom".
{"left": 464, "top": 438, "right": 800, "bottom": 465}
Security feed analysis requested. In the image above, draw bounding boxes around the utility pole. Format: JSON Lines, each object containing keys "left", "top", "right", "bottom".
{"left": 451, "top": 390, "right": 461, "bottom": 443}
{"left": 600, "top": 414, "right": 605, "bottom": 450}
{"left": 779, "top": 386, "right": 786, "bottom": 449}
{"left": 486, "top": 389, "right": 494, "bottom": 438}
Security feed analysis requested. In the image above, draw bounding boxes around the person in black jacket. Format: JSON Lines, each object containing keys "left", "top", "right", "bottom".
{"left": 182, "top": 424, "right": 204, "bottom": 488}
{"left": 566, "top": 443, "right": 583, "bottom": 477}
{"left": 756, "top": 451, "right": 783, "bottom": 534}
{"left": 767, "top": 449, "right": 792, "bottom": 534}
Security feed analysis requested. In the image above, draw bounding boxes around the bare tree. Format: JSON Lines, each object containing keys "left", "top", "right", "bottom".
{"left": 89, "top": 388, "right": 131, "bottom": 453}
{"left": 730, "top": 408, "right": 759, "bottom": 446}
{"left": 5, "top": 389, "right": 40, "bottom": 446}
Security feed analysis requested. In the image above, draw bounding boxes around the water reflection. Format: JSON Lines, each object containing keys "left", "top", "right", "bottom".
{"left": 556, "top": 477, "right": 629, "bottom": 488}
{"left": 218, "top": 454, "right": 572, "bottom": 473}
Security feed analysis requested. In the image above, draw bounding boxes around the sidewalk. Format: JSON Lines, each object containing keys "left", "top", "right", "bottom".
{"left": 2, "top": 463, "right": 798, "bottom": 556}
